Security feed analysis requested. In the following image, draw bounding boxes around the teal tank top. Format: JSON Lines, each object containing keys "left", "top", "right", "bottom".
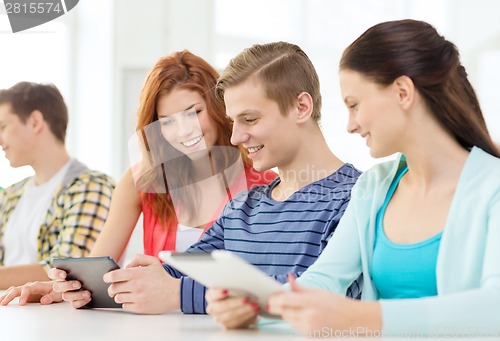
{"left": 371, "top": 165, "right": 442, "bottom": 299}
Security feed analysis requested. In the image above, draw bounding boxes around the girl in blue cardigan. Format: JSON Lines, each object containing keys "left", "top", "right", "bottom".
{"left": 265, "top": 19, "right": 500, "bottom": 337}
{"left": 208, "top": 19, "right": 500, "bottom": 336}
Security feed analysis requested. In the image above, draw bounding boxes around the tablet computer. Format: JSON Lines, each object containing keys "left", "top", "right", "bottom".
{"left": 52, "top": 256, "right": 121, "bottom": 309}
{"left": 159, "top": 250, "right": 283, "bottom": 316}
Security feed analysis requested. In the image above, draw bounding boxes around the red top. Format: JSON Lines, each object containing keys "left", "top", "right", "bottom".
{"left": 141, "top": 166, "right": 277, "bottom": 258}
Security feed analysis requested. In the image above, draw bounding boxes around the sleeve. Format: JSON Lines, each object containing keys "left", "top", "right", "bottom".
{"left": 39, "top": 174, "right": 115, "bottom": 271}
{"left": 161, "top": 214, "right": 227, "bottom": 314}
{"left": 328, "top": 197, "right": 363, "bottom": 299}
{"left": 380, "top": 193, "right": 500, "bottom": 336}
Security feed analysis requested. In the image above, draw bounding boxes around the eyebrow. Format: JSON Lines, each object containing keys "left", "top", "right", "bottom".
{"left": 158, "top": 103, "right": 200, "bottom": 118}
{"left": 228, "top": 109, "right": 261, "bottom": 120}
{"left": 183, "top": 103, "right": 199, "bottom": 112}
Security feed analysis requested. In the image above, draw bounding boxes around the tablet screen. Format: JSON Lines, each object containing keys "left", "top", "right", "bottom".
{"left": 52, "top": 256, "right": 121, "bottom": 309}
{"left": 159, "top": 250, "right": 283, "bottom": 316}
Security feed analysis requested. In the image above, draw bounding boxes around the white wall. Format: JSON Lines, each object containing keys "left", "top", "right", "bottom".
{"left": 112, "top": 0, "right": 216, "bottom": 178}
{"left": 2, "top": 0, "right": 500, "bottom": 187}
{"left": 2, "top": 1, "right": 500, "bottom": 256}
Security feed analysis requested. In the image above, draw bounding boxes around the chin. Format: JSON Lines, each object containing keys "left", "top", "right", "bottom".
{"left": 370, "top": 152, "right": 386, "bottom": 159}
{"left": 251, "top": 161, "right": 270, "bottom": 172}
{"left": 183, "top": 140, "right": 211, "bottom": 160}
{"left": 185, "top": 149, "right": 210, "bottom": 161}
{"left": 7, "top": 159, "right": 24, "bottom": 168}
{"left": 369, "top": 150, "right": 381, "bottom": 158}
{"left": 370, "top": 148, "right": 396, "bottom": 159}
{"left": 368, "top": 145, "right": 383, "bottom": 158}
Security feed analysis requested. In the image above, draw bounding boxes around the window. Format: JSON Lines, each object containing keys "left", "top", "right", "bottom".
{"left": 211, "top": 0, "right": 500, "bottom": 170}
{"left": 0, "top": 10, "right": 69, "bottom": 187}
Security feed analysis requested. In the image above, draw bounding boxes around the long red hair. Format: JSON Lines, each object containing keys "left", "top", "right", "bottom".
{"left": 135, "top": 51, "right": 250, "bottom": 228}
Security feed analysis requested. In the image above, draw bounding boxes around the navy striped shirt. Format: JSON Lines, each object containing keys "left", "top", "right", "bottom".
{"left": 162, "top": 163, "right": 362, "bottom": 314}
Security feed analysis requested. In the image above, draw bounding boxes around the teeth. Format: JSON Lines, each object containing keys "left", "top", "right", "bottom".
{"left": 248, "top": 145, "right": 263, "bottom": 153}
{"left": 181, "top": 135, "right": 203, "bottom": 147}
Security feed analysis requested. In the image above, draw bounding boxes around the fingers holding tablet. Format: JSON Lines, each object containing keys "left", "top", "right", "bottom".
{"left": 205, "top": 288, "right": 260, "bottom": 329}
{"left": 51, "top": 257, "right": 121, "bottom": 309}
{"left": 159, "top": 250, "right": 283, "bottom": 315}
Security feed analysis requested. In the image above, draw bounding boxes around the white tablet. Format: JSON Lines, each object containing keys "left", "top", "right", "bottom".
{"left": 158, "top": 250, "right": 284, "bottom": 316}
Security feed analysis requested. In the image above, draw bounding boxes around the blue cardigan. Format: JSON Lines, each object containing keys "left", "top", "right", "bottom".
{"left": 297, "top": 147, "right": 500, "bottom": 336}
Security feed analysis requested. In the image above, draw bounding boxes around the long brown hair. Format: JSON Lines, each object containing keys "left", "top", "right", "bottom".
{"left": 340, "top": 19, "right": 499, "bottom": 158}
{"left": 135, "top": 50, "right": 250, "bottom": 227}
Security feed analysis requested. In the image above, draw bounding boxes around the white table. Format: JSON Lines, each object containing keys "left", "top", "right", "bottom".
{"left": 2, "top": 297, "right": 495, "bottom": 341}
{"left": 0, "top": 297, "right": 304, "bottom": 341}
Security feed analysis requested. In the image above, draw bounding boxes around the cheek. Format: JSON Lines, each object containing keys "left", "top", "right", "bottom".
{"left": 357, "top": 105, "right": 386, "bottom": 131}
{"left": 200, "top": 116, "right": 217, "bottom": 138}
{"left": 160, "top": 126, "right": 176, "bottom": 143}
{"left": 13, "top": 130, "right": 28, "bottom": 146}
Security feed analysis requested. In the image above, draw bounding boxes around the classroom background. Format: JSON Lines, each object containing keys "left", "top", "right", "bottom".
{"left": 1, "top": 0, "right": 499, "bottom": 258}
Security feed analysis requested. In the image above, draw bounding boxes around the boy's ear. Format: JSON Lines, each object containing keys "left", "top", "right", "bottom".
{"left": 393, "top": 75, "right": 415, "bottom": 110}
{"left": 28, "top": 110, "right": 45, "bottom": 133}
{"left": 296, "top": 91, "right": 313, "bottom": 123}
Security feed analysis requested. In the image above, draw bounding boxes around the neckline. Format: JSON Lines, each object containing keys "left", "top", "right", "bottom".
{"left": 378, "top": 165, "right": 443, "bottom": 248}
{"left": 265, "top": 163, "right": 354, "bottom": 203}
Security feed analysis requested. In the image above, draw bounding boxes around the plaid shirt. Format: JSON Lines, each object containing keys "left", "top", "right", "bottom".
{"left": 0, "top": 160, "right": 115, "bottom": 271}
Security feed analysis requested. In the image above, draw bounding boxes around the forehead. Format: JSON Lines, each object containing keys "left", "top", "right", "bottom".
{"left": 157, "top": 88, "right": 205, "bottom": 116}
{"left": 0, "top": 103, "right": 18, "bottom": 122}
{"left": 339, "top": 69, "right": 382, "bottom": 100}
{"left": 224, "top": 78, "right": 274, "bottom": 119}
{"left": 339, "top": 69, "right": 367, "bottom": 89}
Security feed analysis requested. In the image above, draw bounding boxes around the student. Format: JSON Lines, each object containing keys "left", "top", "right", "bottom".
{"left": 262, "top": 20, "right": 500, "bottom": 336}
{"left": 0, "top": 82, "right": 115, "bottom": 290}
{"left": 0, "top": 51, "right": 276, "bottom": 305}
{"left": 36, "top": 42, "right": 361, "bottom": 315}
{"left": 126, "top": 50, "right": 276, "bottom": 257}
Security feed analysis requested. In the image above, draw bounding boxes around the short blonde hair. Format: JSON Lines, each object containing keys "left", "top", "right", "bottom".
{"left": 216, "top": 41, "right": 322, "bottom": 121}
